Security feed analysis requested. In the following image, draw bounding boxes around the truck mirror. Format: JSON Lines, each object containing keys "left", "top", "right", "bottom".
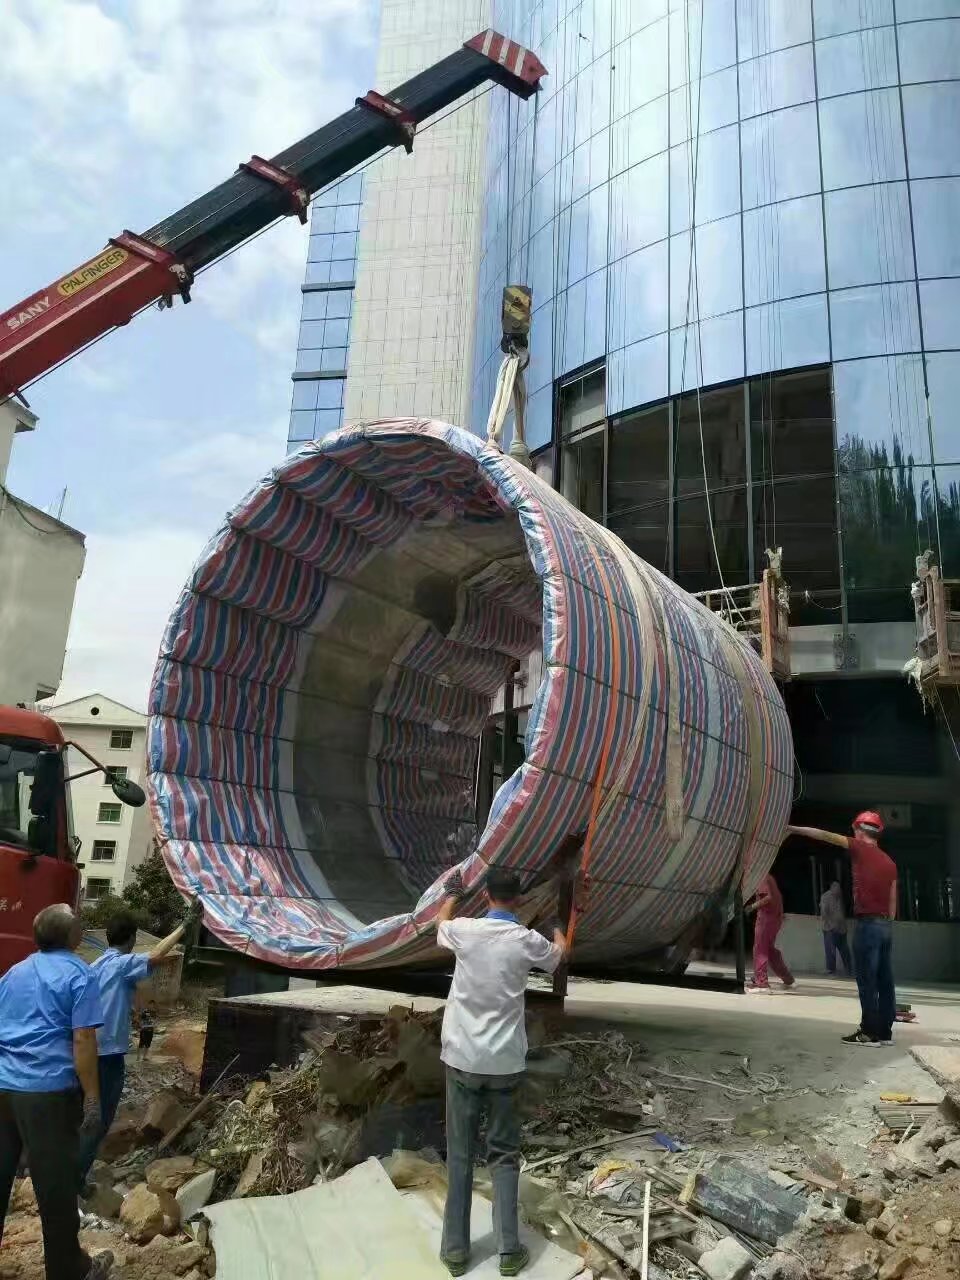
{"left": 112, "top": 777, "right": 146, "bottom": 808}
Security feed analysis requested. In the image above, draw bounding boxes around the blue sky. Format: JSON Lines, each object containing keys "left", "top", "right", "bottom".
{"left": 3, "top": 0, "right": 377, "bottom": 709}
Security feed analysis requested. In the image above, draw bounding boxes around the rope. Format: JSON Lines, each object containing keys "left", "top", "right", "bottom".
{"left": 485, "top": 350, "right": 532, "bottom": 469}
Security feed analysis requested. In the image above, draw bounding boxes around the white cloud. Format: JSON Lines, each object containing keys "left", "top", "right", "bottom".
{"left": 57, "top": 526, "right": 204, "bottom": 712}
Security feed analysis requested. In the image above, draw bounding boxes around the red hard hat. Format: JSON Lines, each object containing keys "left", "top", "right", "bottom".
{"left": 853, "top": 810, "right": 884, "bottom": 834}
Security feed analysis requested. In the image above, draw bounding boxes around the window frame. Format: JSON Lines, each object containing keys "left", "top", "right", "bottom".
{"left": 90, "top": 840, "right": 117, "bottom": 862}
{"left": 97, "top": 802, "right": 123, "bottom": 825}
{"left": 109, "top": 729, "right": 134, "bottom": 751}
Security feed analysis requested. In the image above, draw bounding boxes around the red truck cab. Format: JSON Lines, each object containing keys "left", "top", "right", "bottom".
{"left": 0, "top": 707, "right": 80, "bottom": 971}
{"left": 0, "top": 705, "right": 145, "bottom": 973}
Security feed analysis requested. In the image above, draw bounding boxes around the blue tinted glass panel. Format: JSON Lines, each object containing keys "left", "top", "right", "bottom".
{"left": 741, "top": 105, "right": 821, "bottom": 208}
{"left": 320, "top": 348, "right": 347, "bottom": 373}
{"left": 315, "top": 409, "right": 342, "bottom": 435}
{"left": 612, "top": 20, "right": 669, "bottom": 119}
{"left": 929, "top": 354, "right": 960, "bottom": 463}
{"left": 324, "top": 290, "right": 352, "bottom": 319}
{"left": 322, "top": 318, "right": 349, "bottom": 348}
{"left": 670, "top": 311, "right": 744, "bottom": 393}
{"left": 819, "top": 90, "right": 905, "bottom": 190}
{"left": 583, "top": 270, "right": 607, "bottom": 366}
{"left": 565, "top": 188, "right": 608, "bottom": 285}
{"left": 526, "top": 386, "right": 553, "bottom": 452}
{"left": 299, "top": 321, "right": 325, "bottom": 348}
{"left": 815, "top": 28, "right": 897, "bottom": 96}
{"left": 669, "top": 124, "right": 740, "bottom": 231}
{"left": 738, "top": 44, "right": 815, "bottom": 118}
{"left": 613, "top": 0, "right": 667, "bottom": 44}
{"left": 305, "top": 262, "right": 332, "bottom": 285}
{"left": 897, "top": 0, "right": 960, "bottom": 14}
{"left": 560, "top": 282, "right": 586, "bottom": 371}
{"left": 301, "top": 294, "right": 328, "bottom": 322}
{"left": 899, "top": 18, "right": 960, "bottom": 82}
{"left": 331, "top": 232, "right": 358, "bottom": 260}
{"left": 610, "top": 98, "right": 669, "bottom": 176}
{"left": 903, "top": 83, "right": 960, "bottom": 179}
{"left": 308, "top": 234, "right": 334, "bottom": 263}
{"left": 743, "top": 195, "right": 825, "bottom": 305}
{"left": 745, "top": 293, "right": 829, "bottom": 374}
{"left": 737, "top": 0, "right": 812, "bottom": 58}
{"left": 607, "top": 334, "right": 669, "bottom": 413}
{"left": 334, "top": 204, "right": 360, "bottom": 233}
{"left": 839, "top": 466, "right": 938, "bottom": 612}
{"left": 670, "top": 215, "right": 743, "bottom": 326}
{"left": 911, "top": 179, "right": 960, "bottom": 277}
{"left": 289, "top": 411, "right": 316, "bottom": 440}
{"left": 813, "top": 0, "right": 893, "bottom": 36}
{"left": 833, "top": 355, "right": 929, "bottom": 468}
{"left": 291, "top": 382, "right": 318, "bottom": 411}
{"left": 528, "top": 298, "right": 554, "bottom": 393}
{"left": 610, "top": 152, "right": 669, "bottom": 258}
{"left": 830, "top": 284, "right": 921, "bottom": 359}
{"left": 668, "top": 67, "right": 738, "bottom": 141}
{"left": 315, "top": 379, "right": 343, "bottom": 411}
{"left": 824, "top": 183, "right": 913, "bottom": 288}
{"left": 328, "top": 261, "right": 356, "bottom": 284}
{"left": 335, "top": 174, "right": 363, "bottom": 204}
{"left": 295, "top": 350, "right": 322, "bottom": 374}
{"left": 936, "top": 466, "right": 960, "bottom": 577}
{"left": 311, "top": 207, "right": 336, "bottom": 234}
{"left": 669, "top": 0, "right": 736, "bottom": 82}
{"left": 921, "top": 280, "right": 960, "bottom": 351}
{"left": 529, "top": 222, "right": 557, "bottom": 305}
{"left": 609, "top": 241, "right": 669, "bottom": 348}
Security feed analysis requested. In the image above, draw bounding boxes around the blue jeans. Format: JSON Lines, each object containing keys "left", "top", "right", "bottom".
{"left": 852, "top": 919, "right": 896, "bottom": 1041}
{"left": 77, "top": 1054, "right": 126, "bottom": 1185}
{"left": 442, "top": 1066, "right": 523, "bottom": 1260}
{"left": 823, "top": 929, "right": 852, "bottom": 975}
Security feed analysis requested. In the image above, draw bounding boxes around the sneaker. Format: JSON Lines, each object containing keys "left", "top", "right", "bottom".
{"left": 841, "top": 1029, "right": 879, "bottom": 1047}
{"left": 877, "top": 1038, "right": 894, "bottom": 1048}
{"left": 441, "top": 1252, "right": 469, "bottom": 1277}
{"left": 781, "top": 979, "right": 797, "bottom": 990}
{"left": 500, "top": 1247, "right": 530, "bottom": 1277}
{"left": 745, "top": 984, "right": 772, "bottom": 993}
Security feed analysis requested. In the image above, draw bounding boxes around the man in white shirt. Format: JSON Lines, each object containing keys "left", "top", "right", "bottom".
{"left": 436, "top": 869, "right": 567, "bottom": 1277}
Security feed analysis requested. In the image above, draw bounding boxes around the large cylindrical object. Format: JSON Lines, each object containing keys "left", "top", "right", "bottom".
{"left": 148, "top": 419, "right": 793, "bottom": 969}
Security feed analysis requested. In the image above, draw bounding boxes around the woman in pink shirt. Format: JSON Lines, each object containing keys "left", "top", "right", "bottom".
{"left": 746, "top": 872, "right": 795, "bottom": 993}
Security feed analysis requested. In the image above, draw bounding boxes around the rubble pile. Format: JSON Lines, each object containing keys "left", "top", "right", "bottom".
{"left": 5, "top": 1015, "right": 960, "bottom": 1279}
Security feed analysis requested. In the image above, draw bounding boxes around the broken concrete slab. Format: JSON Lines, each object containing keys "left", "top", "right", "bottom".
{"left": 910, "top": 1045, "right": 960, "bottom": 1107}
{"left": 176, "top": 1169, "right": 217, "bottom": 1221}
{"left": 205, "top": 1158, "right": 449, "bottom": 1279}
{"left": 139, "top": 1089, "right": 188, "bottom": 1141}
{"left": 698, "top": 1237, "right": 754, "bottom": 1280}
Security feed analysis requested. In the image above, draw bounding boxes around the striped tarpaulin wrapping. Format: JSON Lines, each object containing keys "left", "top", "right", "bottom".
{"left": 148, "top": 419, "right": 794, "bottom": 969}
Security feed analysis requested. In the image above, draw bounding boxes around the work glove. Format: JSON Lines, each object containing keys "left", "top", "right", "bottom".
{"left": 79, "top": 1097, "right": 101, "bottom": 1141}
{"left": 444, "top": 869, "right": 465, "bottom": 900}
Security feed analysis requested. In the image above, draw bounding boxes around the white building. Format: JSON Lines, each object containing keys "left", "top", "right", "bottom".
{"left": 47, "top": 693, "right": 153, "bottom": 900}
{"left": 0, "top": 397, "right": 86, "bottom": 704}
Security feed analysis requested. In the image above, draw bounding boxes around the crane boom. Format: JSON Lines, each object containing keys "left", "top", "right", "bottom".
{"left": 0, "top": 31, "right": 545, "bottom": 399}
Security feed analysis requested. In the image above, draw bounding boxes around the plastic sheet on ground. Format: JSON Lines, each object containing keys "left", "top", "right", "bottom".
{"left": 204, "top": 1157, "right": 448, "bottom": 1279}
{"left": 400, "top": 1184, "right": 587, "bottom": 1279}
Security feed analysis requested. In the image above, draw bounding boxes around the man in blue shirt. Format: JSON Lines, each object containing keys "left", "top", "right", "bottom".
{"left": 77, "top": 908, "right": 192, "bottom": 1189}
{"left": 0, "top": 903, "right": 112, "bottom": 1280}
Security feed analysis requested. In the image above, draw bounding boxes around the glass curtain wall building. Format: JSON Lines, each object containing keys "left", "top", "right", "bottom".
{"left": 288, "top": 174, "right": 362, "bottom": 448}
{"left": 467, "top": 0, "right": 960, "bottom": 946}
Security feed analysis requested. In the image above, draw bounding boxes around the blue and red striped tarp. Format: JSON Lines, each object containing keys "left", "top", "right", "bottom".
{"left": 148, "top": 419, "right": 794, "bottom": 969}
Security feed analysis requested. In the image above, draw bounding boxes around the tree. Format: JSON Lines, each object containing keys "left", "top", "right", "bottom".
{"left": 121, "top": 843, "right": 187, "bottom": 937}
{"left": 79, "top": 891, "right": 134, "bottom": 931}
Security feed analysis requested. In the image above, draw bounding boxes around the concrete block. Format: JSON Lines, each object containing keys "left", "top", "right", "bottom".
{"left": 699, "top": 1237, "right": 754, "bottom": 1280}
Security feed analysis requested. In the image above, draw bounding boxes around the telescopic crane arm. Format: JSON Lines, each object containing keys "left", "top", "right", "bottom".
{"left": 0, "top": 31, "right": 545, "bottom": 400}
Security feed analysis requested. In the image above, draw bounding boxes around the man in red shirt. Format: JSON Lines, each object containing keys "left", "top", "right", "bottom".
{"left": 745, "top": 872, "right": 795, "bottom": 993}
{"left": 787, "top": 812, "right": 898, "bottom": 1047}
